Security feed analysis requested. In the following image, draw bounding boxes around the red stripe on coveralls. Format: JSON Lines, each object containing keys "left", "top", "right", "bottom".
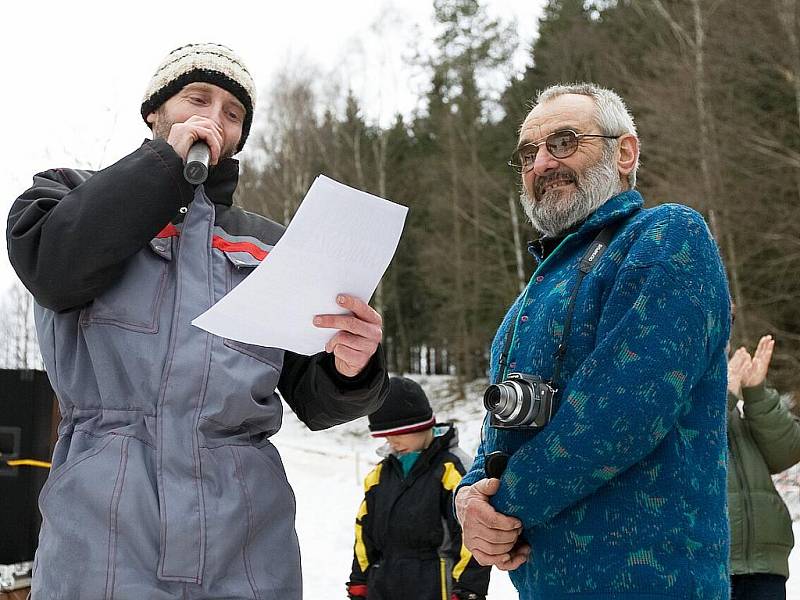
{"left": 211, "top": 238, "right": 269, "bottom": 261}
{"left": 156, "top": 224, "right": 268, "bottom": 261}
{"left": 156, "top": 223, "right": 180, "bottom": 238}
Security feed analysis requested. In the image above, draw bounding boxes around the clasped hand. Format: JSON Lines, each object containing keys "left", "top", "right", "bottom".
{"left": 455, "top": 478, "right": 530, "bottom": 570}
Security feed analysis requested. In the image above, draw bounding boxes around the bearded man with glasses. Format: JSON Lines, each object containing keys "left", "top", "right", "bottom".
{"left": 455, "top": 83, "right": 732, "bottom": 600}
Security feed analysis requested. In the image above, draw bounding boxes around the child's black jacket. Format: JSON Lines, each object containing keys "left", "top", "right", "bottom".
{"left": 349, "top": 424, "right": 490, "bottom": 600}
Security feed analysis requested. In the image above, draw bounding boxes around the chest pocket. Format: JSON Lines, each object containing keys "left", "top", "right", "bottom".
{"left": 79, "top": 238, "right": 171, "bottom": 333}
{"left": 222, "top": 249, "right": 284, "bottom": 369}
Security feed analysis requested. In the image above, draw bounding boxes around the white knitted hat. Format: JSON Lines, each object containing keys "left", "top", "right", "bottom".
{"left": 141, "top": 43, "right": 256, "bottom": 152}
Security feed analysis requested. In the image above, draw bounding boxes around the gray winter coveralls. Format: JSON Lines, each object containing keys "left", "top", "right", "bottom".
{"left": 6, "top": 139, "right": 388, "bottom": 599}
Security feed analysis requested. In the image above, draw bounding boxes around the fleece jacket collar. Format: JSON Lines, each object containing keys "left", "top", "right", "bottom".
{"left": 528, "top": 190, "right": 644, "bottom": 263}
{"left": 580, "top": 189, "right": 644, "bottom": 234}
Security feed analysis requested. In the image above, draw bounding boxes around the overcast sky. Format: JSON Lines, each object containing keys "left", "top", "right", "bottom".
{"left": 1, "top": 0, "right": 545, "bottom": 296}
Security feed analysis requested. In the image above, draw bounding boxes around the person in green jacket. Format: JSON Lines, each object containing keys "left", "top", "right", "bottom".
{"left": 727, "top": 334, "right": 800, "bottom": 600}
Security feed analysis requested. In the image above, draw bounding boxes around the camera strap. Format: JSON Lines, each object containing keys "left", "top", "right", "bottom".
{"left": 497, "top": 223, "right": 619, "bottom": 388}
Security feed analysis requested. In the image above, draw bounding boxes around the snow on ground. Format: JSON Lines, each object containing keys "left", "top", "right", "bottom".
{"left": 790, "top": 523, "right": 800, "bottom": 599}
{"left": 778, "top": 466, "right": 800, "bottom": 597}
{"left": 272, "top": 374, "right": 800, "bottom": 599}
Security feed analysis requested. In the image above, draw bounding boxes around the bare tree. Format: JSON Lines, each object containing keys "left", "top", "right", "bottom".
{"left": 0, "top": 282, "right": 44, "bottom": 370}
{"left": 237, "top": 63, "right": 324, "bottom": 225}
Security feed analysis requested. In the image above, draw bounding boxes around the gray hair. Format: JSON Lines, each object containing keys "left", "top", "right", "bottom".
{"left": 534, "top": 83, "right": 639, "bottom": 188}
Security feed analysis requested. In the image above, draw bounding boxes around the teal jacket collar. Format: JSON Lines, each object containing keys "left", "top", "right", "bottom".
{"left": 580, "top": 189, "right": 644, "bottom": 235}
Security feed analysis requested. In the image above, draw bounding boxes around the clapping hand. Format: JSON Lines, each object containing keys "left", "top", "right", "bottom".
{"left": 727, "top": 335, "right": 775, "bottom": 399}
{"left": 727, "top": 346, "right": 750, "bottom": 398}
{"left": 740, "top": 335, "right": 775, "bottom": 390}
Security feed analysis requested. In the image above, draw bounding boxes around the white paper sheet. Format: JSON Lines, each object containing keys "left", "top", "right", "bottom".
{"left": 192, "top": 175, "right": 408, "bottom": 355}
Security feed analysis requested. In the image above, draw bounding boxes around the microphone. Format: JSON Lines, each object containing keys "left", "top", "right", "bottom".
{"left": 184, "top": 141, "right": 210, "bottom": 184}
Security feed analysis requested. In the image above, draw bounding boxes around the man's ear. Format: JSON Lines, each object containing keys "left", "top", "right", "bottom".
{"left": 145, "top": 111, "right": 156, "bottom": 125}
{"left": 617, "top": 134, "right": 639, "bottom": 181}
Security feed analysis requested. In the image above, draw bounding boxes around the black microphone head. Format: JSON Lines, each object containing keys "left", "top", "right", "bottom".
{"left": 184, "top": 161, "right": 208, "bottom": 185}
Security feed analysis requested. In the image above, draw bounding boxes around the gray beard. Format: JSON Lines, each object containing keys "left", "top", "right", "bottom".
{"left": 520, "top": 149, "right": 624, "bottom": 238}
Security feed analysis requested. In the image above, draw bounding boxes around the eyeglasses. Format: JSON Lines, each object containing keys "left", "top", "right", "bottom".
{"left": 508, "top": 129, "right": 621, "bottom": 174}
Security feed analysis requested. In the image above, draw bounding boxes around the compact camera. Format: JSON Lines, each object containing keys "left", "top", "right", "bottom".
{"left": 483, "top": 372, "right": 556, "bottom": 429}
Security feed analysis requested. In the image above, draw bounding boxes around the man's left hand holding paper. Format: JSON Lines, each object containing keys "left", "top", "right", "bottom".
{"left": 314, "top": 294, "right": 382, "bottom": 377}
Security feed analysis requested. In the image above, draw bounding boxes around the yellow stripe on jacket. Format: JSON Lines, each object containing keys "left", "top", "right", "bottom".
{"left": 441, "top": 462, "right": 473, "bottom": 581}
{"left": 355, "top": 463, "right": 383, "bottom": 572}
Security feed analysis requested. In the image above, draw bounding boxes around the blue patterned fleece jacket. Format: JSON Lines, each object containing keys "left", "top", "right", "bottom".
{"left": 459, "top": 191, "right": 731, "bottom": 599}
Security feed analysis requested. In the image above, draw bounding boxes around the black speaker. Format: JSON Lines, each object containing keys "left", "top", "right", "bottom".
{"left": 0, "top": 369, "right": 56, "bottom": 564}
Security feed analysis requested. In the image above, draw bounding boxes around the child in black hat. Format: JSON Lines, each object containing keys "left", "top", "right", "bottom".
{"left": 346, "top": 377, "right": 491, "bottom": 600}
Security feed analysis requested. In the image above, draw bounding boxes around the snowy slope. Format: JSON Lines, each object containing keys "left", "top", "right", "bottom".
{"left": 272, "top": 375, "right": 800, "bottom": 599}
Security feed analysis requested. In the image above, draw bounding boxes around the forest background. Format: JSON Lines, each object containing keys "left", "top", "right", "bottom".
{"left": 4, "top": 0, "right": 799, "bottom": 396}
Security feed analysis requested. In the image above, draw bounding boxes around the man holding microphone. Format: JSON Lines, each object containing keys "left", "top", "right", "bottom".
{"left": 7, "top": 43, "right": 388, "bottom": 599}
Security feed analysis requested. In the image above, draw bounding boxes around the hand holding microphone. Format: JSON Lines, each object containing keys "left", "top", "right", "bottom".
{"left": 164, "top": 115, "right": 224, "bottom": 184}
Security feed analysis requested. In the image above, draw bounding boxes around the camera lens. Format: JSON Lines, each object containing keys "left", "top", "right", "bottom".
{"left": 484, "top": 385, "right": 502, "bottom": 410}
{"left": 483, "top": 382, "right": 518, "bottom": 419}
